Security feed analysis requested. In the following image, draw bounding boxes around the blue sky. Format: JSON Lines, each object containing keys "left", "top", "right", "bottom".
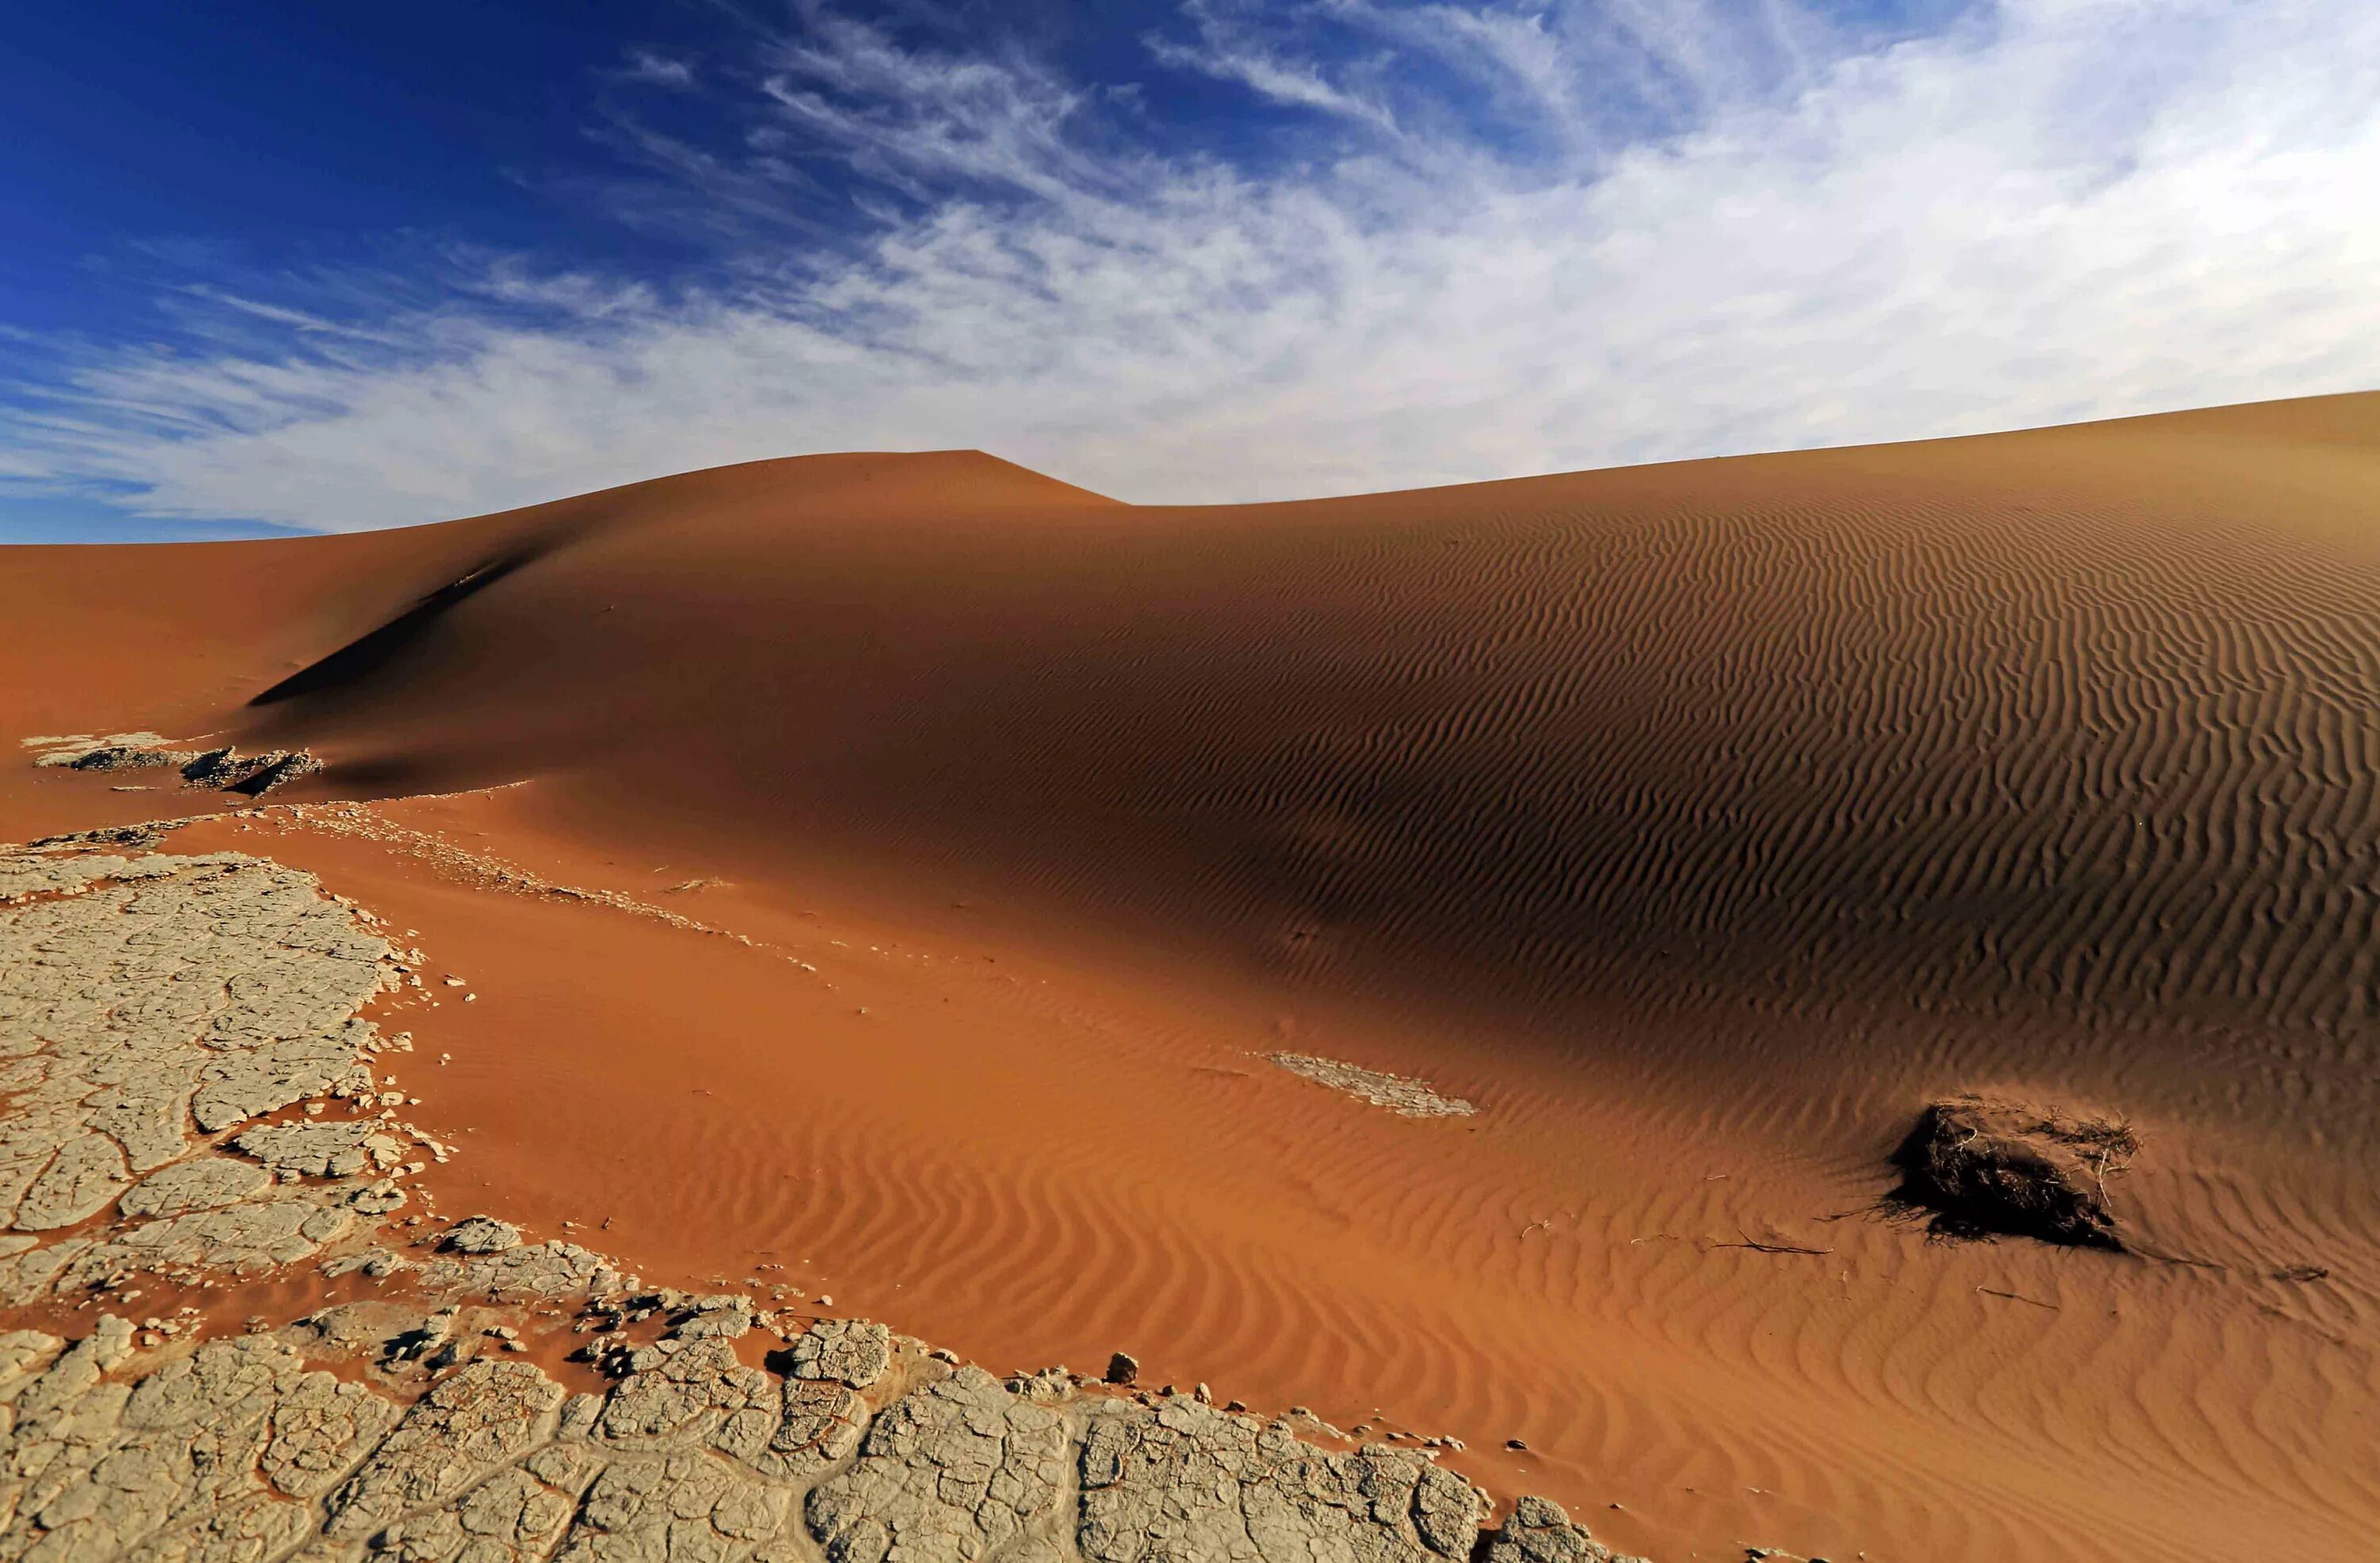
{"left": 4, "top": 1, "right": 2376, "bottom": 540}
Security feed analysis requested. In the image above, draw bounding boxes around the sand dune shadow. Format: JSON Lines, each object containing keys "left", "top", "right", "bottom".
{"left": 249, "top": 549, "right": 541, "bottom": 706}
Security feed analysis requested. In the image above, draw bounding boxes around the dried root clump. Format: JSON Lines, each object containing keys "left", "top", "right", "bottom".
{"left": 1890, "top": 1095, "right": 2139, "bottom": 1250}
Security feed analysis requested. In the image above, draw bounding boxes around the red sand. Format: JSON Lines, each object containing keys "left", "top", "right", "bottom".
{"left": 7, "top": 397, "right": 2380, "bottom": 1560}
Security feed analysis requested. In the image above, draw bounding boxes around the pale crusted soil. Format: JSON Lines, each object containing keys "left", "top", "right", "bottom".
{"left": 0, "top": 841, "right": 1638, "bottom": 1563}
{"left": 1265, "top": 1055, "right": 1475, "bottom": 1119}
{"left": 1, "top": 1319, "right": 1635, "bottom": 1563}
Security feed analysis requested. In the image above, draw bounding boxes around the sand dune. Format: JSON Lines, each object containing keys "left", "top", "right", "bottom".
{"left": 7, "top": 394, "right": 2380, "bottom": 1560}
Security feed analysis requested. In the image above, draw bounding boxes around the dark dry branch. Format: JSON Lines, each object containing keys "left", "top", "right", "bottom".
{"left": 1889, "top": 1095, "right": 2139, "bottom": 1250}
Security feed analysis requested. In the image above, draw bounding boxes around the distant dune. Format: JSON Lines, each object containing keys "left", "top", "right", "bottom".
{"left": 7, "top": 394, "right": 2380, "bottom": 1562}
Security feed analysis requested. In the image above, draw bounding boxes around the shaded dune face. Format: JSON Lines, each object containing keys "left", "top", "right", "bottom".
{"left": 143, "top": 396, "right": 2380, "bottom": 1142}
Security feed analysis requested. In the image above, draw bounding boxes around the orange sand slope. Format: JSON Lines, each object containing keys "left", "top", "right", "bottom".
{"left": 7, "top": 394, "right": 2380, "bottom": 1562}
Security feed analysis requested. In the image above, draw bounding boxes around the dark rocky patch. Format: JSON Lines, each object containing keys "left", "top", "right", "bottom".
{"left": 1890, "top": 1096, "right": 2138, "bottom": 1249}
{"left": 182, "top": 746, "right": 324, "bottom": 795}
{"left": 69, "top": 743, "right": 193, "bottom": 773}
{"left": 30, "top": 736, "right": 324, "bottom": 795}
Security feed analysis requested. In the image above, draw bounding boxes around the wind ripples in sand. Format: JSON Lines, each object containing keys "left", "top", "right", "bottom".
{"left": 13, "top": 401, "right": 2380, "bottom": 1560}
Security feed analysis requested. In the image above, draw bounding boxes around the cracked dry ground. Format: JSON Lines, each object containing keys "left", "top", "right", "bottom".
{"left": 0, "top": 845, "right": 1648, "bottom": 1563}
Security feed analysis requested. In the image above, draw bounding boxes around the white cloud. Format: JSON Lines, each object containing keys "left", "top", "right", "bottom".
{"left": 6, "top": 0, "right": 2378, "bottom": 530}
{"left": 1141, "top": 1, "right": 1403, "bottom": 133}
{"left": 759, "top": 13, "right": 1119, "bottom": 202}
{"left": 617, "top": 50, "right": 697, "bottom": 89}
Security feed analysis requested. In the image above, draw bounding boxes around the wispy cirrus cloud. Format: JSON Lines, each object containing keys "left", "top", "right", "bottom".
{"left": 4, "top": 0, "right": 2376, "bottom": 532}
{"left": 1141, "top": 2, "right": 1402, "bottom": 133}
{"left": 615, "top": 50, "right": 697, "bottom": 89}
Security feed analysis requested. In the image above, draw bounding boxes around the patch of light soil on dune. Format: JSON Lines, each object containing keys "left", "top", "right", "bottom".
{"left": 1268, "top": 1051, "right": 1476, "bottom": 1117}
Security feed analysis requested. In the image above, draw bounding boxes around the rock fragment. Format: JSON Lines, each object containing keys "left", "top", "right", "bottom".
{"left": 1010, "top": 1365, "right": 1075, "bottom": 1404}
{"left": 669, "top": 1292, "right": 755, "bottom": 1340}
{"left": 348, "top": 1177, "right": 410, "bottom": 1215}
{"left": 25, "top": 735, "right": 323, "bottom": 795}
{"left": 1484, "top": 1495, "right": 1644, "bottom": 1563}
{"left": 442, "top": 1214, "right": 524, "bottom": 1254}
{"left": 68, "top": 741, "right": 196, "bottom": 774}
{"left": 179, "top": 746, "right": 325, "bottom": 796}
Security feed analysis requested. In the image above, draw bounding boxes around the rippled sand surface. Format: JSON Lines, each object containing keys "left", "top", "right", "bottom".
{"left": 6, "top": 394, "right": 2379, "bottom": 1561}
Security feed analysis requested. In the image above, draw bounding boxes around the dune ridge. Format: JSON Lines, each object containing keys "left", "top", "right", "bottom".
{"left": 5, "top": 395, "right": 2380, "bottom": 1560}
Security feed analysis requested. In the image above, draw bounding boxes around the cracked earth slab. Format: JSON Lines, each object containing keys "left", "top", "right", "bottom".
{"left": 0, "top": 848, "right": 399, "bottom": 1297}
{"left": 0, "top": 841, "right": 1646, "bottom": 1563}
{"left": 4, "top": 1318, "right": 1645, "bottom": 1563}
{"left": 1264, "top": 1054, "right": 1476, "bottom": 1119}
{"left": 21, "top": 735, "right": 324, "bottom": 798}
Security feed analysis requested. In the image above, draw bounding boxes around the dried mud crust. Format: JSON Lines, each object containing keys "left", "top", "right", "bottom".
{"left": 0, "top": 843, "right": 1647, "bottom": 1563}
{"left": 0, "top": 849, "right": 411, "bottom": 1296}
{"left": 0, "top": 1323, "right": 1641, "bottom": 1563}
{"left": 1890, "top": 1096, "right": 2140, "bottom": 1250}
{"left": 1265, "top": 1054, "right": 1475, "bottom": 1119}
